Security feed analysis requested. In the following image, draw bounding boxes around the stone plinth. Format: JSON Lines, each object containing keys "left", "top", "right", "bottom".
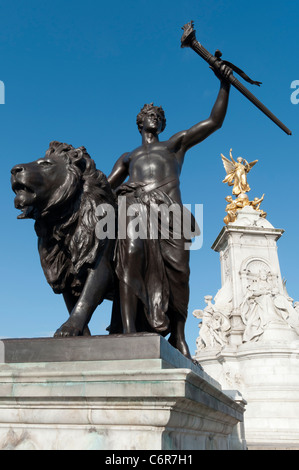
{"left": 193, "top": 207, "right": 299, "bottom": 449}
{"left": 0, "top": 334, "right": 246, "bottom": 450}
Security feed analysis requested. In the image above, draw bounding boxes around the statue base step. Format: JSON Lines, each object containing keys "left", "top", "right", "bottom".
{"left": 0, "top": 334, "right": 246, "bottom": 450}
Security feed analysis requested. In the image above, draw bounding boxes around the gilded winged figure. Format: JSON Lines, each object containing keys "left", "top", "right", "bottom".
{"left": 221, "top": 149, "right": 258, "bottom": 196}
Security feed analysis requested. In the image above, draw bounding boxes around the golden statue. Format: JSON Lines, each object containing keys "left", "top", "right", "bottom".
{"left": 221, "top": 149, "right": 258, "bottom": 196}
{"left": 223, "top": 195, "right": 246, "bottom": 225}
{"left": 249, "top": 195, "right": 267, "bottom": 219}
{"left": 221, "top": 149, "right": 266, "bottom": 225}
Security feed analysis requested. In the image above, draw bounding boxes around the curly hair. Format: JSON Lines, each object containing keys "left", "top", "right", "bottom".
{"left": 136, "top": 103, "right": 166, "bottom": 134}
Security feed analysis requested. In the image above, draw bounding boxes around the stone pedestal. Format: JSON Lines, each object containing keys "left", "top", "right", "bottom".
{"left": 0, "top": 334, "right": 246, "bottom": 450}
{"left": 193, "top": 207, "right": 299, "bottom": 449}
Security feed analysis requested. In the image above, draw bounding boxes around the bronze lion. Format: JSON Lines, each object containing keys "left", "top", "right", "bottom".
{"left": 11, "top": 141, "right": 116, "bottom": 337}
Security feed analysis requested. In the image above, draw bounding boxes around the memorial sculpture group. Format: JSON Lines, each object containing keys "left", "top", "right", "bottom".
{"left": 193, "top": 154, "right": 299, "bottom": 352}
{"left": 10, "top": 22, "right": 292, "bottom": 361}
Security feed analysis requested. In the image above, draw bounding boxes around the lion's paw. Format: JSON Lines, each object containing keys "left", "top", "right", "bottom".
{"left": 54, "top": 322, "right": 91, "bottom": 338}
{"left": 54, "top": 324, "right": 82, "bottom": 338}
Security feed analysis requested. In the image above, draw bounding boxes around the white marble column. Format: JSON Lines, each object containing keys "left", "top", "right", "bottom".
{"left": 193, "top": 207, "right": 299, "bottom": 449}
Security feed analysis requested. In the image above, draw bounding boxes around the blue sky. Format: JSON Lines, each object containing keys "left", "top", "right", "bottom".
{"left": 0, "top": 0, "right": 298, "bottom": 354}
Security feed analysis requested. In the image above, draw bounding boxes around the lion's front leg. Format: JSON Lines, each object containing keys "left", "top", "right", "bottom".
{"left": 54, "top": 291, "right": 92, "bottom": 337}
{"left": 54, "top": 242, "right": 114, "bottom": 338}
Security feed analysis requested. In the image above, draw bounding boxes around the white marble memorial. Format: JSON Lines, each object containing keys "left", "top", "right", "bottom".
{"left": 194, "top": 207, "right": 299, "bottom": 449}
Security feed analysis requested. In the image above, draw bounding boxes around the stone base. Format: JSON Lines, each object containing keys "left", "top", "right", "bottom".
{"left": 0, "top": 334, "right": 246, "bottom": 450}
{"left": 197, "top": 340, "right": 299, "bottom": 450}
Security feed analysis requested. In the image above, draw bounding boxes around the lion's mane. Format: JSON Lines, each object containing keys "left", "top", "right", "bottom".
{"left": 35, "top": 141, "right": 116, "bottom": 296}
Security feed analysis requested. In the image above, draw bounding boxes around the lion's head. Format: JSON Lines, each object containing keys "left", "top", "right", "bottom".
{"left": 11, "top": 141, "right": 116, "bottom": 295}
{"left": 11, "top": 141, "right": 114, "bottom": 219}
